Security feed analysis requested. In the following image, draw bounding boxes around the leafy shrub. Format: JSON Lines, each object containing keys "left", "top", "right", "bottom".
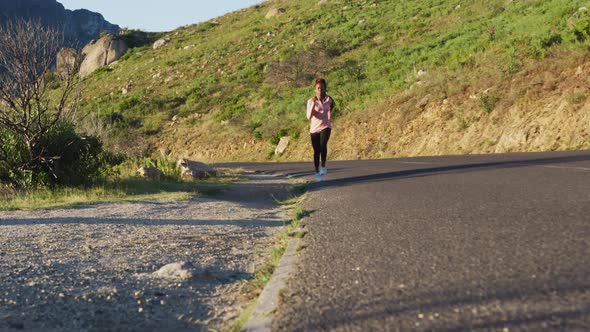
{"left": 119, "top": 47, "right": 143, "bottom": 62}
{"left": 40, "top": 122, "right": 104, "bottom": 186}
{"left": 568, "top": 91, "right": 589, "bottom": 104}
{"left": 480, "top": 93, "right": 499, "bottom": 114}
{"left": 569, "top": 8, "right": 590, "bottom": 42}
{"left": 195, "top": 21, "right": 221, "bottom": 33}
{"left": 120, "top": 29, "right": 162, "bottom": 48}
{"left": 214, "top": 94, "right": 247, "bottom": 121}
{"left": 117, "top": 95, "right": 141, "bottom": 111}
{"left": 0, "top": 121, "right": 104, "bottom": 188}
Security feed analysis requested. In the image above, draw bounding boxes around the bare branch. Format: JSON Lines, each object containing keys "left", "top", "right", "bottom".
{"left": 0, "top": 18, "right": 82, "bottom": 183}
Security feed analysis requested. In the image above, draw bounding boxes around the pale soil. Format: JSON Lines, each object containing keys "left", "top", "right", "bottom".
{"left": 0, "top": 173, "right": 294, "bottom": 332}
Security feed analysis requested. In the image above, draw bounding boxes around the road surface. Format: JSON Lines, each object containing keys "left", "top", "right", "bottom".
{"left": 221, "top": 150, "right": 590, "bottom": 331}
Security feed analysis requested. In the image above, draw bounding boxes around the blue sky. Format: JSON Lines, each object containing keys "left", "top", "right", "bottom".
{"left": 59, "top": 0, "right": 266, "bottom": 32}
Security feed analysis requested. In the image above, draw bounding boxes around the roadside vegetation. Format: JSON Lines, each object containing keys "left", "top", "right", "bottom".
{"left": 229, "top": 182, "right": 310, "bottom": 332}
{"left": 0, "top": 155, "right": 236, "bottom": 210}
{"left": 0, "top": 22, "right": 228, "bottom": 206}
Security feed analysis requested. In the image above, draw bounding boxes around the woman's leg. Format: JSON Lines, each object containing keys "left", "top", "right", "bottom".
{"left": 310, "top": 132, "right": 321, "bottom": 173}
{"left": 320, "top": 128, "right": 331, "bottom": 167}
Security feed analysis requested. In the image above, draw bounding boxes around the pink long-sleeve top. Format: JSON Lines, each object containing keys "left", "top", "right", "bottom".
{"left": 306, "top": 95, "right": 333, "bottom": 133}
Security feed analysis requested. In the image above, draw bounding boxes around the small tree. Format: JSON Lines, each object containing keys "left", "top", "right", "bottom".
{"left": 0, "top": 19, "right": 95, "bottom": 187}
{"left": 265, "top": 44, "right": 329, "bottom": 87}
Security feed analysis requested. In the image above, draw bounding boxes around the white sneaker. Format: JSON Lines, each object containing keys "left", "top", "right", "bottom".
{"left": 319, "top": 167, "right": 327, "bottom": 175}
{"left": 315, "top": 173, "right": 323, "bottom": 182}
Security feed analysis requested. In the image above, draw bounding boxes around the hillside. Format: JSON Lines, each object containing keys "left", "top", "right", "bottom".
{"left": 76, "top": 0, "right": 590, "bottom": 163}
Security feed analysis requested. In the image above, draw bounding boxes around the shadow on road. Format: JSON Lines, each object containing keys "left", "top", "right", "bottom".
{"left": 310, "top": 154, "right": 590, "bottom": 190}
{"left": 285, "top": 277, "right": 590, "bottom": 331}
{"left": 0, "top": 216, "right": 285, "bottom": 227}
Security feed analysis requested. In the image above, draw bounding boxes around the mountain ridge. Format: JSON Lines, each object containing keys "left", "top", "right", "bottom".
{"left": 0, "top": 0, "right": 120, "bottom": 47}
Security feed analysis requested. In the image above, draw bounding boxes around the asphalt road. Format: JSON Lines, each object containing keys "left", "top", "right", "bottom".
{"left": 220, "top": 150, "right": 590, "bottom": 331}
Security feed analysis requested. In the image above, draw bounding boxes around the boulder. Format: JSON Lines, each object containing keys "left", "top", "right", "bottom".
{"left": 136, "top": 166, "right": 163, "bottom": 180}
{"left": 153, "top": 38, "right": 168, "bottom": 49}
{"left": 153, "top": 262, "right": 194, "bottom": 281}
{"left": 265, "top": 8, "right": 286, "bottom": 19}
{"left": 275, "top": 136, "right": 290, "bottom": 155}
{"left": 416, "top": 95, "right": 430, "bottom": 109}
{"left": 177, "top": 159, "right": 216, "bottom": 180}
{"left": 56, "top": 48, "right": 78, "bottom": 76}
{"left": 79, "top": 34, "right": 128, "bottom": 78}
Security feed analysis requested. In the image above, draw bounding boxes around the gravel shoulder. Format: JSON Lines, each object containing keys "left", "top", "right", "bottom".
{"left": 0, "top": 173, "right": 294, "bottom": 332}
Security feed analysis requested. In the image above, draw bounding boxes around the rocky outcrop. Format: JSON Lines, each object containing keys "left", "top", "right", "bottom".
{"left": 275, "top": 137, "right": 290, "bottom": 155}
{"left": 265, "top": 8, "right": 286, "bottom": 19}
{"left": 56, "top": 47, "right": 77, "bottom": 76}
{"left": 0, "top": 0, "right": 120, "bottom": 47}
{"left": 153, "top": 38, "right": 168, "bottom": 49}
{"left": 80, "top": 34, "right": 128, "bottom": 78}
{"left": 136, "top": 166, "right": 163, "bottom": 180}
{"left": 177, "top": 159, "right": 216, "bottom": 180}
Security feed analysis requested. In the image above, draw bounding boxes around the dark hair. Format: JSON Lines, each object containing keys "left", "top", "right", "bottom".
{"left": 315, "top": 78, "right": 326, "bottom": 88}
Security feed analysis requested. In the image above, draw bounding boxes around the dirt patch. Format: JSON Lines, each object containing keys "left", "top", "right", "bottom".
{"left": 0, "top": 173, "right": 294, "bottom": 331}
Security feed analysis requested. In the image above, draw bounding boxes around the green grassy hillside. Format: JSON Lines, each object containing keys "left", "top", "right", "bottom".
{"left": 77, "top": 0, "right": 590, "bottom": 161}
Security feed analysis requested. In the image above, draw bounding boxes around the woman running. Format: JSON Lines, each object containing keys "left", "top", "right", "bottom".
{"left": 306, "top": 78, "right": 334, "bottom": 182}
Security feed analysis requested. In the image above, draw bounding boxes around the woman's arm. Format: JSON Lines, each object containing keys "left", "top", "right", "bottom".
{"left": 306, "top": 99, "right": 314, "bottom": 120}
{"left": 328, "top": 98, "right": 334, "bottom": 121}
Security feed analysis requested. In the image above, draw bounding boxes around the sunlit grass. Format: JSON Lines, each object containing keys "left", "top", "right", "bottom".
{"left": 0, "top": 176, "right": 236, "bottom": 211}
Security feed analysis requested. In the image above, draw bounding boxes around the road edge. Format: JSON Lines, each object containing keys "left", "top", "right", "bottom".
{"left": 242, "top": 237, "right": 301, "bottom": 332}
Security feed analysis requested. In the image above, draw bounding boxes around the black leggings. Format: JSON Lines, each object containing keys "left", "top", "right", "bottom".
{"left": 310, "top": 128, "right": 331, "bottom": 173}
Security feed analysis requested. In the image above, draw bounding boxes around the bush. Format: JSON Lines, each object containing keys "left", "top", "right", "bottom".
{"left": 119, "top": 29, "right": 162, "bottom": 48}
{"left": 40, "top": 122, "right": 104, "bottom": 186}
{"left": 0, "top": 121, "right": 104, "bottom": 188}
{"left": 480, "top": 93, "right": 499, "bottom": 114}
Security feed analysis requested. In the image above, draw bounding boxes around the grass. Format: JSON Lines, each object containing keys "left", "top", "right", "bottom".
{"left": 228, "top": 302, "right": 256, "bottom": 332}
{"left": 568, "top": 91, "right": 589, "bottom": 104}
{"left": 0, "top": 176, "right": 234, "bottom": 211}
{"left": 229, "top": 183, "right": 310, "bottom": 330}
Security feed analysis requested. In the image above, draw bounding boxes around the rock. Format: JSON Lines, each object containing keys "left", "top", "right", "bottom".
{"left": 56, "top": 48, "right": 78, "bottom": 76}
{"left": 80, "top": 34, "right": 128, "bottom": 78}
{"left": 136, "top": 166, "right": 163, "bottom": 180}
{"left": 275, "top": 136, "right": 290, "bottom": 155}
{"left": 153, "top": 262, "right": 194, "bottom": 281}
{"left": 416, "top": 95, "right": 430, "bottom": 109}
{"left": 494, "top": 130, "right": 528, "bottom": 153}
{"left": 265, "top": 8, "right": 286, "bottom": 19}
{"left": 177, "top": 159, "right": 216, "bottom": 180}
{"left": 153, "top": 39, "right": 168, "bottom": 49}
